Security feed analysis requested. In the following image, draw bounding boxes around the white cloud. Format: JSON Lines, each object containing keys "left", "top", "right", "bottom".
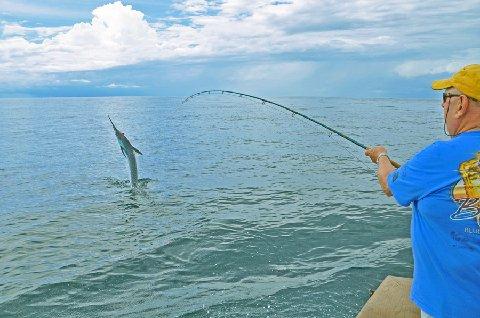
{"left": 105, "top": 83, "right": 141, "bottom": 88}
{"left": 228, "top": 61, "right": 317, "bottom": 82}
{"left": 172, "top": 0, "right": 218, "bottom": 14}
{"left": 0, "top": 1, "right": 401, "bottom": 76}
{"left": 70, "top": 79, "right": 91, "bottom": 83}
{"left": 2, "top": 22, "right": 71, "bottom": 38}
{"left": 395, "top": 49, "right": 480, "bottom": 77}
{"left": 2, "top": 23, "right": 27, "bottom": 36}
{"left": 395, "top": 60, "right": 464, "bottom": 78}
{"left": 0, "top": 2, "right": 161, "bottom": 73}
{"left": 0, "top": 0, "right": 477, "bottom": 79}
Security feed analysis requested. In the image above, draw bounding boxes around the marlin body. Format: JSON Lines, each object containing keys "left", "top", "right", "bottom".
{"left": 109, "top": 116, "right": 142, "bottom": 187}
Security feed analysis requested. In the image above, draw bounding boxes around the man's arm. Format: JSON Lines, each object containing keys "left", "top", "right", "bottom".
{"left": 376, "top": 155, "right": 395, "bottom": 196}
{"left": 365, "top": 146, "right": 396, "bottom": 197}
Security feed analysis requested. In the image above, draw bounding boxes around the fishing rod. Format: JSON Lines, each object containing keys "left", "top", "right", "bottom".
{"left": 182, "top": 90, "right": 401, "bottom": 168}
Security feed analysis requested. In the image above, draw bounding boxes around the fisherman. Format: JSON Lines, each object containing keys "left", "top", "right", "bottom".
{"left": 365, "top": 64, "right": 480, "bottom": 318}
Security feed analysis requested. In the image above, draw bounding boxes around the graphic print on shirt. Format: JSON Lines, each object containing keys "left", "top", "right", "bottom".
{"left": 451, "top": 152, "right": 480, "bottom": 227}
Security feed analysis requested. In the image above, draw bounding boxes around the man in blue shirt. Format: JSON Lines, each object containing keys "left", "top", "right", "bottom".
{"left": 365, "top": 64, "right": 480, "bottom": 318}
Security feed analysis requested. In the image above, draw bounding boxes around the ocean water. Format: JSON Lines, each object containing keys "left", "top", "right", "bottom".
{"left": 0, "top": 95, "right": 445, "bottom": 317}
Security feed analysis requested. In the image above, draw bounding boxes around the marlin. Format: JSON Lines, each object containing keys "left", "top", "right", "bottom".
{"left": 108, "top": 116, "right": 143, "bottom": 187}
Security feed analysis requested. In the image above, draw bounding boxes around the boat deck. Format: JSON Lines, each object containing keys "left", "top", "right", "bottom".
{"left": 357, "top": 276, "right": 420, "bottom": 318}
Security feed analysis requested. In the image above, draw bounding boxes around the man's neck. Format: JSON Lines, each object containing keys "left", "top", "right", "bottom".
{"left": 456, "top": 124, "right": 480, "bottom": 135}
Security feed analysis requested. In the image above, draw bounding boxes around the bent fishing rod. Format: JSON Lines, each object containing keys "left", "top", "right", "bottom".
{"left": 182, "top": 90, "right": 401, "bottom": 168}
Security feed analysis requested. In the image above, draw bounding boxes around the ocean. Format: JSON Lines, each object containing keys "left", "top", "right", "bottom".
{"left": 0, "top": 95, "right": 445, "bottom": 317}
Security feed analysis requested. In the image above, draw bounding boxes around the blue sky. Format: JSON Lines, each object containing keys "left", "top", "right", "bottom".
{"left": 0, "top": 0, "right": 478, "bottom": 98}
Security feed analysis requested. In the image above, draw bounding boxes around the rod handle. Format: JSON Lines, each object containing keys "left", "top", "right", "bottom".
{"left": 389, "top": 158, "right": 401, "bottom": 168}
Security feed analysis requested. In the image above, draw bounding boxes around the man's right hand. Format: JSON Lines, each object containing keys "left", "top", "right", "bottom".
{"left": 365, "top": 146, "right": 388, "bottom": 164}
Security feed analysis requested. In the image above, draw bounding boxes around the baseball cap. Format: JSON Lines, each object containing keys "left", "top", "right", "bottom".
{"left": 432, "top": 64, "right": 480, "bottom": 101}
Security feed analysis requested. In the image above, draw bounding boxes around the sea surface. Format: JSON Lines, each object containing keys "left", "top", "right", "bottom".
{"left": 0, "top": 95, "right": 445, "bottom": 317}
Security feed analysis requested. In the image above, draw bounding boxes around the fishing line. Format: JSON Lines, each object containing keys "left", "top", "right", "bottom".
{"left": 249, "top": 97, "right": 372, "bottom": 170}
{"left": 200, "top": 95, "right": 373, "bottom": 171}
{"left": 182, "top": 90, "right": 401, "bottom": 168}
{"left": 272, "top": 100, "right": 372, "bottom": 170}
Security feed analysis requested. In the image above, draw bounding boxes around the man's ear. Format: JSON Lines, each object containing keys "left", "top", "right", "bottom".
{"left": 454, "top": 95, "right": 470, "bottom": 118}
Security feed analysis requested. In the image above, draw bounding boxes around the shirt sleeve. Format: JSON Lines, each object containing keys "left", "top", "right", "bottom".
{"left": 387, "top": 142, "right": 444, "bottom": 207}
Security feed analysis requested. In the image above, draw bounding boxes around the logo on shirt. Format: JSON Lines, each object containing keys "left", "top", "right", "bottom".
{"left": 450, "top": 152, "right": 480, "bottom": 226}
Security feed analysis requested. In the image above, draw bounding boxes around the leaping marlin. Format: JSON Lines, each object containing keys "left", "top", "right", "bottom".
{"left": 108, "top": 116, "right": 142, "bottom": 187}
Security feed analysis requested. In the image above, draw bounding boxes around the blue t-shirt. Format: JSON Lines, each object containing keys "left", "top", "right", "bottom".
{"left": 387, "top": 131, "right": 480, "bottom": 318}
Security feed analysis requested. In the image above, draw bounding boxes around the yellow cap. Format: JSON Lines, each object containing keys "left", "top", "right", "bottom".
{"left": 432, "top": 64, "right": 480, "bottom": 101}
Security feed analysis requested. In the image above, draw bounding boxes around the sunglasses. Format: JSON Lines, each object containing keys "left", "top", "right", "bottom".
{"left": 442, "top": 93, "right": 461, "bottom": 103}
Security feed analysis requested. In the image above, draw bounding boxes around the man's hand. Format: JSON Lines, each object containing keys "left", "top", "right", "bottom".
{"left": 365, "top": 145, "right": 395, "bottom": 197}
{"left": 364, "top": 146, "right": 388, "bottom": 164}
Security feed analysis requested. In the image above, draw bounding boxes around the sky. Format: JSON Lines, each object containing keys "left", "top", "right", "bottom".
{"left": 0, "top": 0, "right": 478, "bottom": 98}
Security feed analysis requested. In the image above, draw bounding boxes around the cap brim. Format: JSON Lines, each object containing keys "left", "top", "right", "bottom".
{"left": 432, "top": 79, "right": 453, "bottom": 90}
